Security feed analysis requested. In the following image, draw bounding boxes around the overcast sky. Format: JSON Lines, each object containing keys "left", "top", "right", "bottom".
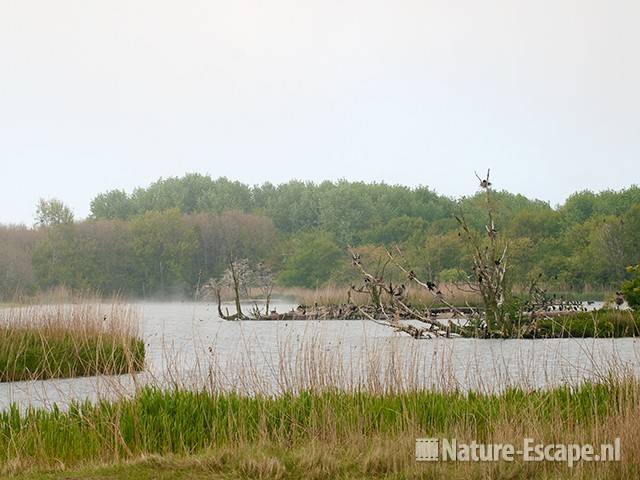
{"left": 1, "top": 1, "right": 639, "bottom": 224}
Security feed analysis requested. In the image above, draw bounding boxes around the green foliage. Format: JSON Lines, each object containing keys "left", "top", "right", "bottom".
{"left": 0, "top": 226, "right": 36, "bottom": 300}
{"left": 1, "top": 175, "right": 639, "bottom": 297}
{"left": 34, "top": 198, "right": 74, "bottom": 227}
{"left": 26, "top": 209, "right": 278, "bottom": 298}
{"left": 622, "top": 264, "right": 640, "bottom": 310}
{"left": 31, "top": 225, "right": 92, "bottom": 290}
{"left": 363, "top": 215, "right": 427, "bottom": 245}
{"left": 89, "top": 189, "right": 132, "bottom": 219}
{"left": 561, "top": 186, "right": 640, "bottom": 223}
{"left": 277, "top": 231, "right": 343, "bottom": 288}
{"left": 129, "top": 209, "right": 200, "bottom": 295}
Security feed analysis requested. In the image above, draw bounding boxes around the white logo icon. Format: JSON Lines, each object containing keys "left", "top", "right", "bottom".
{"left": 416, "top": 438, "right": 439, "bottom": 462}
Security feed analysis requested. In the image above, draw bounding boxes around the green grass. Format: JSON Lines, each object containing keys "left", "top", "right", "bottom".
{"left": 0, "top": 303, "right": 144, "bottom": 382}
{"left": 1, "top": 380, "right": 637, "bottom": 478}
{"left": 530, "top": 309, "right": 640, "bottom": 338}
{"left": 0, "top": 328, "right": 145, "bottom": 382}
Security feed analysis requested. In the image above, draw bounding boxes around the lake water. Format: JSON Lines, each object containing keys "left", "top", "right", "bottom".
{"left": 1, "top": 300, "right": 639, "bottom": 410}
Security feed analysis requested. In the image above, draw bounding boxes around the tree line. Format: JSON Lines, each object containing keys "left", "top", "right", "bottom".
{"left": 1, "top": 173, "right": 639, "bottom": 300}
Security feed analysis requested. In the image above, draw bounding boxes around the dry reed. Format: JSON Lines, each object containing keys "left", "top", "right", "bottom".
{"left": 0, "top": 301, "right": 144, "bottom": 382}
{"left": 1, "top": 302, "right": 639, "bottom": 479}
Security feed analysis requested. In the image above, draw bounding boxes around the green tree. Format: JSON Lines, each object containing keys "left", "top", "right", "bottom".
{"left": 34, "top": 198, "right": 74, "bottom": 227}
{"left": 622, "top": 264, "right": 640, "bottom": 310}
{"left": 0, "top": 226, "right": 37, "bottom": 299}
{"left": 90, "top": 190, "right": 132, "bottom": 219}
{"left": 32, "top": 226, "right": 87, "bottom": 290}
{"left": 363, "top": 216, "right": 427, "bottom": 246}
{"left": 278, "top": 231, "right": 342, "bottom": 288}
{"left": 561, "top": 190, "right": 598, "bottom": 224}
{"left": 129, "top": 209, "right": 199, "bottom": 295}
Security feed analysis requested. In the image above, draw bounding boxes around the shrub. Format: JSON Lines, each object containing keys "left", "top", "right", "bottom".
{"left": 622, "top": 264, "right": 640, "bottom": 310}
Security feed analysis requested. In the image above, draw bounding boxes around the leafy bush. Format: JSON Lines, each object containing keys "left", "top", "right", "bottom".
{"left": 277, "top": 231, "right": 343, "bottom": 288}
{"left": 622, "top": 264, "right": 640, "bottom": 310}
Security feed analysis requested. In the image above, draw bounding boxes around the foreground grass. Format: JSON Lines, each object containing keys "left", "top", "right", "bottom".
{"left": 2, "top": 379, "right": 639, "bottom": 479}
{"left": 0, "top": 303, "right": 144, "bottom": 382}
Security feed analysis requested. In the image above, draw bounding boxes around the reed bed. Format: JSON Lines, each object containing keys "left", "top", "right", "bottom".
{"left": 0, "top": 302, "right": 144, "bottom": 382}
{"left": 533, "top": 309, "right": 640, "bottom": 338}
{"left": 2, "top": 378, "right": 638, "bottom": 479}
{"left": 2, "top": 303, "right": 640, "bottom": 478}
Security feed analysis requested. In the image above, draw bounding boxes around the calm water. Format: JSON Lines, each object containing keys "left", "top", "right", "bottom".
{"left": 1, "top": 301, "right": 639, "bottom": 410}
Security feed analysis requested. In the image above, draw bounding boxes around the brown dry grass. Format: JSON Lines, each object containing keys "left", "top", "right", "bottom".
{"left": 0, "top": 301, "right": 144, "bottom": 382}
{"left": 2, "top": 300, "right": 638, "bottom": 479}
{"left": 8, "top": 403, "right": 640, "bottom": 479}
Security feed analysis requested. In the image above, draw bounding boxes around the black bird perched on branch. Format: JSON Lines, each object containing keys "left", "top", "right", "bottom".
{"left": 393, "top": 284, "right": 407, "bottom": 300}
{"left": 476, "top": 169, "right": 492, "bottom": 189}
{"left": 426, "top": 281, "right": 437, "bottom": 291}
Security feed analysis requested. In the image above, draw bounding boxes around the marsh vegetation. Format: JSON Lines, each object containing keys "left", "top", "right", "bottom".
{"left": 0, "top": 302, "right": 144, "bottom": 382}
{"left": 0, "top": 299, "right": 639, "bottom": 478}
{"left": 1, "top": 174, "right": 639, "bottom": 479}
{"left": 2, "top": 370, "right": 639, "bottom": 478}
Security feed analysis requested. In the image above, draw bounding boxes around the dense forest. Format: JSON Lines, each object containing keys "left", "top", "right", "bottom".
{"left": 1, "top": 173, "right": 639, "bottom": 300}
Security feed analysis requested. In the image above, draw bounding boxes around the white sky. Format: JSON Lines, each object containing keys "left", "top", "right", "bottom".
{"left": 1, "top": 1, "right": 639, "bottom": 224}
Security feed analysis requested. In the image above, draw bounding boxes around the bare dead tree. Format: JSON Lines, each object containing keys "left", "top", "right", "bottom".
{"left": 346, "top": 170, "right": 530, "bottom": 338}
{"left": 455, "top": 169, "right": 511, "bottom": 334}
{"left": 198, "top": 258, "right": 254, "bottom": 320}
{"left": 199, "top": 258, "right": 276, "bottom": 320}
{"left": 250, "top": 262, "right": 275, "bottom": 317}
{"left": 348, "top": 251, "right": 389, "bottom": 310}
{"left": 226, "top": 258, "right": 253, "bottom": 319}
{"left": 348, "top": 248, "right": 472, "bottom": 338}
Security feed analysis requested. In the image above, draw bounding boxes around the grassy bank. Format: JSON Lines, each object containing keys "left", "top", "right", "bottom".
{"left": 0, "top": 303, "right": 144, "bottom": 382}
{"left": 3, "top": 379, "right": 639, "bottom": 479}
{"left": 531, "top": 309, "right": 639, "bottom": 338}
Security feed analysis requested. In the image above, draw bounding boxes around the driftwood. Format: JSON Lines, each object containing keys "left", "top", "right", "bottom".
{"left": 239, "top": 304, "right": 475, "bottom": 321}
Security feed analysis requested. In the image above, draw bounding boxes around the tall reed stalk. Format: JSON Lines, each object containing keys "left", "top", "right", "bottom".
{"left": 0, "top": 302, "right": 144, "bottom": 382}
